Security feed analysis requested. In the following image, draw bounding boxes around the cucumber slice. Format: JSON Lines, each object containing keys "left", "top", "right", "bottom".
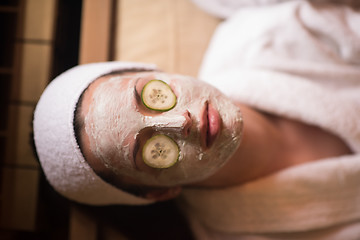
{"left": 142, "top": 135, "right": 179, "bottom": 169}
{"left": 141, "top": 80, "right": 176, "bottom": 111}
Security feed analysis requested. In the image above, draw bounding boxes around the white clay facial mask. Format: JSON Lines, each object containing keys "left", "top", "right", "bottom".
{"left": 84, "top": 72, "right": 243, "bottom": 187}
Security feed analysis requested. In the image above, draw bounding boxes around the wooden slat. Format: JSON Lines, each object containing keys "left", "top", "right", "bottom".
{"left": 174, "top": 0, "right": 220, "bottom": 76}
{"left": 18, "top": 43, "right": 52, "bottom": 103}
{"left": 0, "top": 168, "right": 39, "bottom": 231}
{"left": 0, "top": 6, "right": 18, "bottom": 12}
{"left": 23, "top": 0, "right": 56, "bottom": 41}
{"left": 116, "top": 0, "right": 176, "bottom": 72}
{"left": 0, "top": 68, "right": 13, "bottom": 74}
{"left": 14, "top": 105, "right": 39, "bottom": 167}
{"left": 79, "top": 0, "right": 113, "bottom": 64}
{"left": 69, "top": 206, "right": 97, "bottom": 240}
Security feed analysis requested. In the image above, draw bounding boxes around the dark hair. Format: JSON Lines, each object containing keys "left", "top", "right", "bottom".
{"left": 73, "top": 89, "right": 86, "bottom": 154}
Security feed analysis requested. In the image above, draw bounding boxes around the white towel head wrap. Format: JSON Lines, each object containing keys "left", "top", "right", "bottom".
{"left": 33, "top": 61, "right": 158, "bottom": 205}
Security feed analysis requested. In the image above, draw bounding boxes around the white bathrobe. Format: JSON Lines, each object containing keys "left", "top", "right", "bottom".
{"left": 179, "top": 1, "right": 360, "bottom": 239}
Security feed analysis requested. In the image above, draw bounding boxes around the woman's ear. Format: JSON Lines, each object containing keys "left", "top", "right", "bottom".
{"left": 144, "top": 186, "right": 182, "bottom": 201}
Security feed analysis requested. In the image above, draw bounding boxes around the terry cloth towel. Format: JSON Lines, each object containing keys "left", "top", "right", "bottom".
{"left": 180, "top": 1, "right": 360, "bottom": 239}
{"left": 34, "top": 61, "right": 157, "bottom": 205}
{"left": 191, "top": 0, "right": 360, "bottom": 19}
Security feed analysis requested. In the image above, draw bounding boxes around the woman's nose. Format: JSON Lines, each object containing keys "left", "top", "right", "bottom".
{"left": 144, "top": 111, "right": 192, "bottom": 137}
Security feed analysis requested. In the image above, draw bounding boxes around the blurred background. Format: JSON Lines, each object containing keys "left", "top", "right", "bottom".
{"left": 0, "top": 0, "right": 220, "bottom": 239}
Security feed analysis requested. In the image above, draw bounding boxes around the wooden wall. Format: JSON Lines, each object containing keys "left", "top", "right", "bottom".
{"left": 0, "top": 0, "right": 57, "bottom": 232}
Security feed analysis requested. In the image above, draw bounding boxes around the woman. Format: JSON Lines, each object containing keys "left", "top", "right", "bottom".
{"left": 34, "top": 0, "right": 360, "bottom": 239}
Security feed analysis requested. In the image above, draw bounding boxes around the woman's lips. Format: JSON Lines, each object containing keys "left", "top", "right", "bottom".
{"left": 200, "top": 102, "right": 221, "bottom": 150}
{"left": 207, "top": 103, "right": 221, "bottom": 147}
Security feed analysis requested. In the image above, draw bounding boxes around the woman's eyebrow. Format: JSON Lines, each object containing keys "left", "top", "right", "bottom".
{"left": 133, "top": 77, "right": 141, "bottom": 101}
{"left": 132, "top": 135, "right": 140, "bottom": 169}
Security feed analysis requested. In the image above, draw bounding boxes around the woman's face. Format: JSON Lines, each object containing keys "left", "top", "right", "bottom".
{"left": 80, "top": 71, "right": 243, "bottom": 187}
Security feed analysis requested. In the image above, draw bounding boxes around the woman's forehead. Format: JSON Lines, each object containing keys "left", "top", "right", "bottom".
{"left": 81, "top": 74, "right": 133, "bottom": 115}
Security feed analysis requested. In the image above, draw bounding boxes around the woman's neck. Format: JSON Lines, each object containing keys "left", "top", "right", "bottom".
{"left": 190, "top": 103, "right": 352, "bottom": 188}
